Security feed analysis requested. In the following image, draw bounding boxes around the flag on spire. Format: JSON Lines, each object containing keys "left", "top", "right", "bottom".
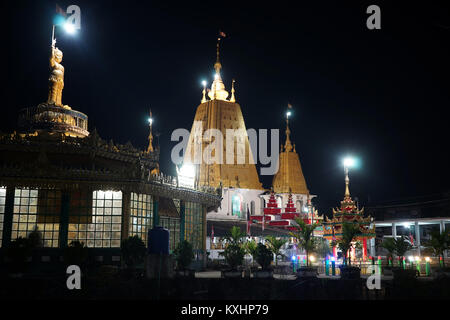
{"left": 287, "top": 103, "right": 293, "bottom": 109}
{"left": 56, "top": 4, "right": 66, "bottom": 17}
{"left": 219, "top": 31, "right": 227, "bottom": 38}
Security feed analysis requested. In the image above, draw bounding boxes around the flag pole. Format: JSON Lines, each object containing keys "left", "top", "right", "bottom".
{"left": 51, "top": 24, "right": 56, "bottom": 48}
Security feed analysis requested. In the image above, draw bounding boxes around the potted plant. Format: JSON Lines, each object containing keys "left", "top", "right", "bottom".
{"left": 221, "top": 226, "right": 245, "bottom": 278}
{"left": 244, "top": 239, "right": 258, "bottom": 276}
{"left": 336, "top": 223, "right": 361, "bottom": 280}
{"left": 63, "top": 241, "right": 89, "bottom": 273}
{"left": 174, "top": 240, "right": 194, "bottom": 277}
{"left": 252, "top": 243, "right": 273, "bottom": 278}
{"left": 265, "top": 235, "right": 287, "bottom": 266}
{"left": 315, "top": 237, "right": 332, "bottom": 274}
{"left": 381, "top": 237, "right": 396, "bottom": 275}
{"left": 391, "top": 236, "right": 415, "bottom": 280}
{"left": 121, "top": 236, "right": 147, "bottom": 277}
{"left": 289, "top": 218, "right": 319, "bottom": 278}
{"left": 5, "top": 237, "right": 32, "bottom": 277}
{"left": 424, "top": 230, "right": 450, "bottom": 278}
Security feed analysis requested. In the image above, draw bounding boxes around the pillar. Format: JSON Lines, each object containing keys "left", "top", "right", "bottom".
{"left": 202, "top": 205, "right": 207, "bottom": 268}
{"left": 2, "top": 186, "right": 15, "bottom": 247}
{"left": 153, "top": 196, "right": 159, "bottom": 227}
{"left": 179, "top": 200, "right": 185, "bottom": 243}
{"left": 370, "top": 237, "right": 376, "bottom": 257}
{"left": 392, "top": 222, "right": 397, "bottom": 238}
{"left": 415, "top": 221, "right": 421, "bottom": 257}
{"left": 58, "top": 191, "right": 70, "bottom": 249}
{"left": 121, "top": 191, "right": 131, "bottom": 240}
{"left": 363, "top": 238, "right": 368, "bottom": 261}
{"left": 441, "top": 221, "right": 447, "bottom": 258}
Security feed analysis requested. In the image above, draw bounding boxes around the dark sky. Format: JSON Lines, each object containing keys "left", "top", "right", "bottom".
{"left": 2, "top": 0, "right": 450, "bottom": 213}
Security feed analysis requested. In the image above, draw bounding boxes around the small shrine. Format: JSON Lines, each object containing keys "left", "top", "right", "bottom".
{"left": 251, "top": 192, "right": 321, "bottom": 232}
{"left": 322, "top": 164, "right": 375, "bottom": 260}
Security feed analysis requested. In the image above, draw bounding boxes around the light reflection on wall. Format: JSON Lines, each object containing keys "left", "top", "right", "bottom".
{"left": 68, "top": 190, "right": 122, "bottom": 248}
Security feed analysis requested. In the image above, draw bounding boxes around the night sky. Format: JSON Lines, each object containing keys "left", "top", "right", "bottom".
{"left": 2, "top": 1, "right": 450, "bottom": 213}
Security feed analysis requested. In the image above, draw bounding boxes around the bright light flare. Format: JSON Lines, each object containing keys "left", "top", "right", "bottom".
{"left": 64, "top": 22, "right": 76, "bottom": 34}
{"left": 202, "top": 80, "right": 207, "bottom": 87}
{"left": 148, "top": 117, "right": 153, "bottom": 126}
{"left": 286, "top": 111, "right": 292, "bottom": 118}
{"left": 343, "top": 157, "right": 356, "bottom": 168}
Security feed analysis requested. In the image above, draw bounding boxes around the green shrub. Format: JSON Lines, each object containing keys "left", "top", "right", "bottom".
{"left": 254, "top": 243, "right": 273, "bottom": 270}
{"left": 174, "top": 240, "right": 194, "bottom": 271}
{"left": 121, "top": 236, "right": 146, "bottom": 269}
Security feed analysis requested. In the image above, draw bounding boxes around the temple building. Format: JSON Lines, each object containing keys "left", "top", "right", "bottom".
{"left": 0, "top": 41, "right": 220, "bottom": 265}
{"left": 322, "top": 165, "right": 375, "bottom": 261}
{"left": 184, "top": 39, "right": 264, "bottom": 224}
{"left": 260, "top": 115, "right": 319, "bottom": 219}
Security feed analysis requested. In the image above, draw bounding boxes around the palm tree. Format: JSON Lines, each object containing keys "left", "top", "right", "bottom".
{"left": 381, "top": 237, "right": 396, "bottom": 265}
{"left": 244, "top": 239, "right": 258, "bottom": 264}
{"left": 226, "top": 226, "right": 245, "bottom": 246}
{"left": 336, "top": 223, "right": 360, "bottom": 266}
{"left": 289, "top": 218, "right": 318, "bottom": 267}
{"left": 265, "top": 236, "right": 287, "bottom": 266}
{"left": 393, "top": 236, "right": 412, "bottom": 264}
{"left": 424, "top": 230, "right": 449, "bottom": 268}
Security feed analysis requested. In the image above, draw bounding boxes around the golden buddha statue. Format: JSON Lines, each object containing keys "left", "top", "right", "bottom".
{"left": 47, "top": 45, "right": 66, "bottom": 107}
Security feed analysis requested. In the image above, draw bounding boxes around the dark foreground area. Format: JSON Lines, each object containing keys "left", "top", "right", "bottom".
{"left": 1, "top": 272, "right": 450, "bottom": 300}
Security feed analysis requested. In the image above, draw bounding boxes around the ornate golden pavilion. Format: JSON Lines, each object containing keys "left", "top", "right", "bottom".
{"left": 0, "top": 41, "right": 220, "bottom": 262}
{"left": 322, "top": 167, "right": 375, "bottom": 259}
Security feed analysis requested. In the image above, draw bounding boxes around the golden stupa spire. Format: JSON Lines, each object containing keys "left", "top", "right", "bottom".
{"left": 230, "top": 79, "right": 236, "bottom": 102}
{"left": 284, "top": 113, "right": 293, "bottom": 152}
{"left": 201, "top": 81, "right": 207, "bottom": 103}
{"left": 344, "top": 166, "right": 351, "bottom": 198}
{"left": 147, "top": 109, "right": 154, "bottom": 153}
{"left": 208, "top": 36, "right": 229, "bottom": 101}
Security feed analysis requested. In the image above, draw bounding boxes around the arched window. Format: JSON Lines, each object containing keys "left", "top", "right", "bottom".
{"left": 296, "top": 200, "right": 303, "bottom": 213}
{"left": 232, "top": 195, "right": 241, "bottom": 218}
{"left": 276, "top": 196, "right": 282, "bottom": 209}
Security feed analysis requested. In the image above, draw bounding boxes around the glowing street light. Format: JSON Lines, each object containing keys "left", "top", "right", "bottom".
{"left": 343, "top": 157, "right": 356, "bottom": 169}
{"left": 63, "top": 22, "right": 77, "bottom": 34}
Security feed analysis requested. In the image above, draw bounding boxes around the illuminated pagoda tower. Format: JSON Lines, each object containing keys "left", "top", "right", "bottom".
{"left": 322, "top": 165, "right": 375, "bottom": 260}
{"left": 184, "top": 38, "right": 263, "bottom": 222}
{"left": 259, "top": 111, "right": 321, "bottom": 226}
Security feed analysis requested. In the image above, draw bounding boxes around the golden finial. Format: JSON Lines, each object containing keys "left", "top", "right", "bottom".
{"left": 201, "top": 81, "right": 207, "bottom": 103}
{"left": 344, "top": 166, "right": 351, "bottom": 198}
{"left": 284, "top": 110, "right": 293, "bottom": 152}
{"left": 230, "top": 79, "right": 236, "bottom": 102}
{"left": 208, "top": 35, "right": 229, "bottom": 101}
{"left": 147, "top": 109, "right": 154, "bottom": 153}
{"left": 214, "top": 37, "right": 222, "bottom": 75}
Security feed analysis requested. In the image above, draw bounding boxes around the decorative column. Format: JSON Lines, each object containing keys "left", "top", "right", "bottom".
{"left": 392, "top": 222, "right": 397, "bottom": 238}
{"left": 153, "top": 196, "right": 159, "bottom": 227}
{"left": 202, "top": 205, "right": 207, "bottom": 268}
{"left": 363, "top": 238, "right": 368, "bottom": 261}
{"left": 415, "top": 221, "right": 421, "bottom": 257}
{"left": 179, "top": 200, "right": 185, "bottom": 242}
{"left": 121, "top": 191, "right": 131, "bottom": 240}
{"left": 370, "top": 237, "right": 376, "bottom": 257}
{"left": 2, "top": 186, "right": 15, "bottom": 247}
{"left": 441, "top": 221, "right": 447, "bottom": 258}
{"left": 59, "top": 191, "right": 70, "bottom": 249}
